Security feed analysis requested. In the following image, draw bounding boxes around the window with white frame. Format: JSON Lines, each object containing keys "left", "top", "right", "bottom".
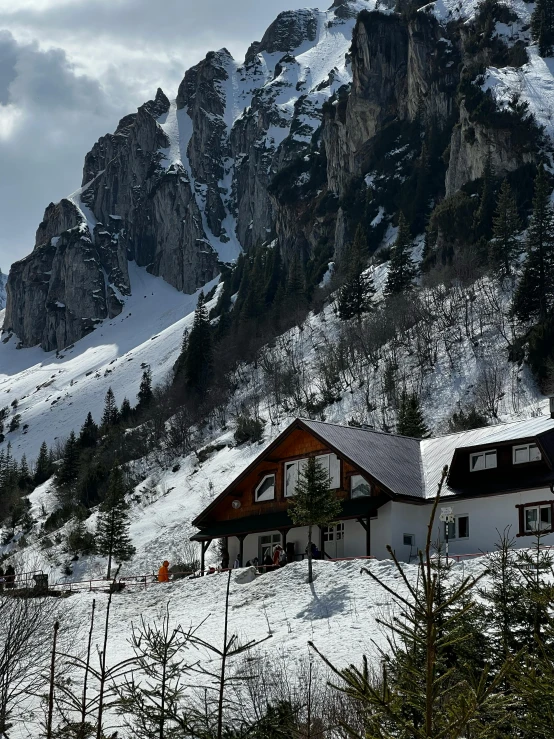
{"left": 513, "top": 443, "right": 542, "bottom": 465}
{"left": 470, "top": 450, "right": 497, "bottom": 471}
{"left": 255, "top": 474, "right": 275, "bottom": 502}
{"left": 351, "top": 474, "right": 372, "bottom": 498}
{"left": 284, "top": 454, "right": 340, "bottom": 497}
{"left": 524, "top": 504, "right": 552, "bottom": 533}
{"left": 444, "top": 515, "right": 470, "bottom": 539}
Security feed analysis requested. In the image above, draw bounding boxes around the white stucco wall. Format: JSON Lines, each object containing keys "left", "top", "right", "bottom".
{"left": 219, "top": 487, "right": 554, "bottom": 567}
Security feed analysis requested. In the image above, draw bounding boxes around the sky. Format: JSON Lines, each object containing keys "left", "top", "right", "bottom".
{"left": 0, "top": 0, "right": 331, "bottom": 273}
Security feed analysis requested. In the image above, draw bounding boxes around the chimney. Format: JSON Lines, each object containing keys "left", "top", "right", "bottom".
{"left": 550, "top": 397, "right": 554, "bottom": 419}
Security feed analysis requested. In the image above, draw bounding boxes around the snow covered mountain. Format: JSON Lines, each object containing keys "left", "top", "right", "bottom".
{"left": 3, "top": 0, "right": 549, "bottom": 354}
{"left": 2, "top": 0, "right": 376, "bottom": 352}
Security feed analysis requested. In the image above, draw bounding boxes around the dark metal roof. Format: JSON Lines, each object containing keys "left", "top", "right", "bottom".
{"left": 299, "top": 419, "right": 425, "bottom": 499}
{"left": 191, "top": 495, "right": 386, "bottom": 541}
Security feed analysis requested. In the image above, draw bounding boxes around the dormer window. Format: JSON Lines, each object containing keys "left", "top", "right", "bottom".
{"left": 255, "top": 474, "right": 275, "bottom": 502}
{"left": 513, "top": 443, "right": 541, "bottom": 464}
{"left": 470, "top": 450, "right": 497, "bottom": 471}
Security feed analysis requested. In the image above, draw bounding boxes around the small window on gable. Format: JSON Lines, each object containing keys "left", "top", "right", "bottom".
{"left": 470, "top": 450, "right": 497, "bottom": 471}
{"left": 255, "top": 474, "right": 275, "bottom": 502}
{"left": 351, "top": 474, "right": 372, "bottom": 498}
{"left": 513, "top": 443, "right": 542, "bottom": 465}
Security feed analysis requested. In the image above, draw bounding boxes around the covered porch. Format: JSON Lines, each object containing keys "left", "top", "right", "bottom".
{"left": 191, "top": 496, "right": 387, "bottom": 571}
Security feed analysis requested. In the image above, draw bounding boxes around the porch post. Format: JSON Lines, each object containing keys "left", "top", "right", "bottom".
{"left": 238, "top": 534, "right": 246, "bottom": 567}
{"left": 319, "top": 525, "right": 325, "bottom": 560}
{"left": 366, "top": 516, "right": 371, "bottom": 558}
{"left": 279, "top": 528, "right": 289, "bottom": 549}
{"left": 200, "top": 540, "right": 211, "bottom": 574}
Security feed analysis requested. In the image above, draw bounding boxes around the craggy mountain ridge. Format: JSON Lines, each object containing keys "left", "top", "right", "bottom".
{"left": 1, "top": 0, "right": 546, "bottom": 352}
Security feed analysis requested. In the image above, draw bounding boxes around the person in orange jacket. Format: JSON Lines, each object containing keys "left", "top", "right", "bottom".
{"left": 158, "top": 560, "right": 170, "bottom": 582}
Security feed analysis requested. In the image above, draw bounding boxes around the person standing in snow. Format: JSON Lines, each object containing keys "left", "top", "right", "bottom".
{"left": 158, "top": 560, "right": 170, "bottom": 583}
{"left": 263, "top": 552, "right": 273, "bottom": 572}
{"left": 273, "top": 545, "right": 283, "bottom": 568}
{"left": 233, "top": 554, "right": 241, "bottom": 569}
{"left": 5, "top": 564, "right": 15, "bottom": 590}
{"left": 221, "top": 547, "right": 230, "bottom": 570}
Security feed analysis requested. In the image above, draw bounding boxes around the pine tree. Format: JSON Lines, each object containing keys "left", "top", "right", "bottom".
{"left": 513, "top": 166, "right": 554, "bottom": 323}
{"left": 120, "top": 397, "right": 132, "bottom": 422}
{"left": 56, "top": 431, "right": 80, "bottom": 490}
{"left": 78, "top": 412, "right": 98, "bottom": 449}
{"left": 288, "top": 457, "right": 342, "bottom": 584}
{"left": 285, "top": 253, "right": 307, "bottom": 320}
{"left": 34, "top": 441, "right": 52, "bottom": 485}
{"left": 18, "top": 455, "right": 31, "bottom": 491}
{"left": 474, "top": 152, "right": 496, "bottom": 242}
{"left": 397, "top": 391, "right": 429, "bottom": 438}
{"left": 101, "top": 388, "right": 120, "bottom": 428}
{"left": 532, "top": 0, "right": 554, "bottom": 56}
{"left": 489, "top": 179, "right": 522, "bottom": 278}
{"left": 181, "top": 292, "right": 213, "bottom": 394}
{"left": 312, "top": 473, "right": 515, "bottom": 739}
{"left": 96, "top": 466, "right": 135, "bottom": 579}
{"left": 336, "top": 224, "right": 376, "bottom": 321}
{"left": 385, "top": 213, "right": 417, "bottom": 295}
{"left": 137, "top": 368, "right": 153, "bottom": 410}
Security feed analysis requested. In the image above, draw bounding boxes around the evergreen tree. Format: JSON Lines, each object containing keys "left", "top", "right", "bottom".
{"left": 137, "top": 368, "right": 153, "bottom": 410}
{"left": 489, "top": 179, "right": 522, "bottom": 278}
{"left": 288, "top": 457, "right": 342, "bottom": 584}
{"left": 78, "top": 412, "right": 98, "bottom": 449}
{"left": 474, "top": 152, "right": 496, "bottom": 242}
{"left": 285, "top": 253, "right": 307, "bottom": 320}
{"left": 101, "top": 388, "right": 120, "bottom": 428}
{"left": 313, "top": 475, "right": 515, "bottom": 739}
{"left": 336, "top": 224, "right": 376, "bottom": 321}
{"left": 56, "top": 431, "right": 80, "bottom": 490}
{"left": 119, "top": 397, "right": 132, "bottom": 423}
{"left": 385, "top": 213, "right": 417, "bottom": 295}
{"left": 34, "top": 441, "right": 53, "bottom": 485}
{"left": 513, "top": 167, "right": 554, "bottom": 322}
{"left": 95, "top": 466, "right": 135, "bottom": 579}
{"left": 532, "top": 0, "right": 554, "bottom": 56}
{"left": 18, "top": 455, "right": 31, "bottom": 491}
{"left": 397, "top": 391, "right": 429, "bottom": 438}
{"left": 181, "top": 291, "right": 213, "bottom": 394}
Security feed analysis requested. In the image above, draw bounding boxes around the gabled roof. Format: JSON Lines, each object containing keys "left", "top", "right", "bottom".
{"left": 192, "top": 415, "right": 554, "bottom": 532}
{"left": 299, "top": 419, "right": 424, "bottom": 498}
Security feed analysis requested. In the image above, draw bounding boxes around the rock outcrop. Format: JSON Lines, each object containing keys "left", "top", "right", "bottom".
{"left": 3, "top": 0, "right": 543, "bottom": 350}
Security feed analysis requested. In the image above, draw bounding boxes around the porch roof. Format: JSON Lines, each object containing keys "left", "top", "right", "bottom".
{"left": 191, "top": 495, "right": 386, "bottom": 541}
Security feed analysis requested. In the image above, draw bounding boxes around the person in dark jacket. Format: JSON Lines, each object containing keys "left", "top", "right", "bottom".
{"left": 5, "top": 564, "right": 15, "bottom": 590}
{"left": 221, "top": 548, "right": 230, "bottom": 570}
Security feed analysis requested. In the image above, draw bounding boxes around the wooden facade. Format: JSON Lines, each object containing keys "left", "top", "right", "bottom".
{"left": 191, "top": 422, "right": 388, "bottom": 567}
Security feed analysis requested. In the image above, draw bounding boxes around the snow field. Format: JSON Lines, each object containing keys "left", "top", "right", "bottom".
{"left": 0, "top": 262, "right": 220, "bottom": 462}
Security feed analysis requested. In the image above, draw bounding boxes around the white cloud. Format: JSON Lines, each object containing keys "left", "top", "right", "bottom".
{"left": 0, "top": 0, "right": 332, "bottom": 271}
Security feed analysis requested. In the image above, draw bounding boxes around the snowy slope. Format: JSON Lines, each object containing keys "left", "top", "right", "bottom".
{"left": 10, "top": 554, "right": 489, "bottom": 739}
{"left": 483, "top": 46, "right": 554, "bottom": 141}
{"left": 0, "top": 262, "right": 219, "bottom": 461}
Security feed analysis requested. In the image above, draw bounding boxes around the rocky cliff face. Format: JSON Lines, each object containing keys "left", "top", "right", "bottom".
{"left": 3, "top": 0, "right": 543, "bottom": 350}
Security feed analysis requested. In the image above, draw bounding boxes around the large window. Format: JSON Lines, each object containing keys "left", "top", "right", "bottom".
{"left": 470, "top": 450, "right": 497, "bottom": 471}
{"left": 444, "top": 515, "right": 469, "bottom": 540}
{"left": 284, "top": 454, "right": 340, "bottom": 497}
{"left": 255, "top": 474, "right": 275, "bottom": 502}
{"left": 513, "top": 443, "right": 541, "bottom": 464}
{"left": 351, "top": 474, "right": 372, "bottom": 498}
